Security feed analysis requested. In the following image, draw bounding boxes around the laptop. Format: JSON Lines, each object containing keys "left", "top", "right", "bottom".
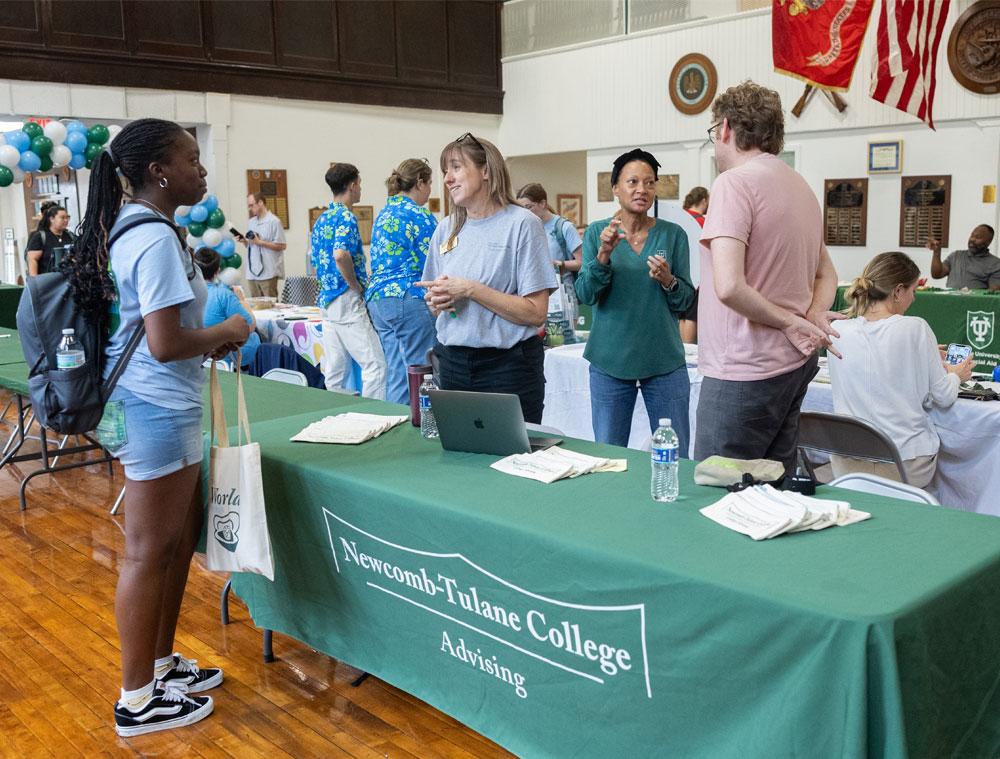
{"left": 428, "top": 390, "right": 562, "bottom": 455}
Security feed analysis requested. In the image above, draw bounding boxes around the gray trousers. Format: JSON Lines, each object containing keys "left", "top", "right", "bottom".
{"left": 694, "top": 354, "right": 819, "bottom": 475}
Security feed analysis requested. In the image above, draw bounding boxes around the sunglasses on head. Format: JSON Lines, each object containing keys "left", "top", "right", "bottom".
{"left": 455, "top": 132, "right": 485, "bottom": 151}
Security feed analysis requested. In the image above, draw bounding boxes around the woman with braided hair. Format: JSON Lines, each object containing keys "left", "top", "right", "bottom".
{"left": 64, "top": 118, "right": 250, "bottom": 735}
{"left": 828, "top": 251, "right": 973, "bottom": 487}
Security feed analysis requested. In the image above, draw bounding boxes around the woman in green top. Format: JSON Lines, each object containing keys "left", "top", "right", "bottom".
{"left": 576, "top": 149, "right": 694, "bottom": 453}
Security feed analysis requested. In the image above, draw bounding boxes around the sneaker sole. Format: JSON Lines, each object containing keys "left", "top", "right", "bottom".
{"left": 185, "top": 669, "right": 224, "bottom": 693}
{"left": 114, "top": 696, "right": 214, "bottom": 737}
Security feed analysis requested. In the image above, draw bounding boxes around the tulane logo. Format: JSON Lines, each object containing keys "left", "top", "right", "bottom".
{"left": 967, "top": 310, "right": 995, "bottom": 350}
{"left": 213, "top": 512, "right": 240, "bottom": 553}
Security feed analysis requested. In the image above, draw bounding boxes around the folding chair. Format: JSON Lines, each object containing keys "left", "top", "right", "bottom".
{"left": 261, "top": 368, "right": 308, "bottom": 386}
{"left": 797, "top": 411, "right": 908, "bottom": 483}
{"left": 828, "top": 472, "right": 939, "bottom": 505}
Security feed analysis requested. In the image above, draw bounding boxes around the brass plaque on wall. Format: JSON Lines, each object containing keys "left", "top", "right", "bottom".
{"left": 823, "top": 178, "right": 868, "bottom": 247}
{"left": 899, "top": 175, "right": 951, "bottom": 248}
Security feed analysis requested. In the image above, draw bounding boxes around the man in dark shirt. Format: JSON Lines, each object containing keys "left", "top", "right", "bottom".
{"left": 928, "top": 224, "right": 1000, "bottom": 290}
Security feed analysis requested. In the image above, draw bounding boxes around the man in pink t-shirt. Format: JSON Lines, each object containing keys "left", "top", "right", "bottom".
{"left": 695, "top": 81, "right": 842, "bottom": 473}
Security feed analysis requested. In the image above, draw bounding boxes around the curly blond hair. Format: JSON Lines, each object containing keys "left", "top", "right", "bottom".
{"left": 711, "top": 80, "right": 784, "bottom": 155}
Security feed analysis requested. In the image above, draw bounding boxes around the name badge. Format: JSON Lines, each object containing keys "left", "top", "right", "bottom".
{"left": 439, "top": 236, "right": 458, "bottom": 255}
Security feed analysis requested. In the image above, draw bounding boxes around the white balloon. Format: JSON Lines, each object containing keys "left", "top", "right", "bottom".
{"left": 186, "top": 234, "right": 203, "bottom": 249}
{"left": 219, "top": 268, "right": 242, "bottom": 286}
{"left": 11, "top": 167, "right": 25, "bottom": 184}
{"left": 107, "top": 124, "right": 123, "bottom": 139}
{"left": 0, "top": 145, "right": 19, "bottom": 169}
{"left": 50, "top": 145, "right": 72, "bottom": 168}
{"left": 44, "top": 121, "right": 67, "bottom": 145}
{"left": 201, "top": 228, "right": 222, "bottom": 247}
{"left": 176, "top": 204, "right": 192, "bottom": 217}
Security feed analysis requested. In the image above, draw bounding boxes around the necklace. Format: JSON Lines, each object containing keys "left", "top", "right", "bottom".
{"left": 134, "top": 197, "right": 169, "bottom": 218}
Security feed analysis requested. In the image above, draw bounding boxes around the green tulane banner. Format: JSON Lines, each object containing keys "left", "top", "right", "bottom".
{"left": 323, "top": 508, "right": 650, "bottom": 703}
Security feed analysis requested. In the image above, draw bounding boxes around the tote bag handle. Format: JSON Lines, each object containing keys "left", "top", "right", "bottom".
{"left": 210, "top": 352, "right": 251, "bottom": 448}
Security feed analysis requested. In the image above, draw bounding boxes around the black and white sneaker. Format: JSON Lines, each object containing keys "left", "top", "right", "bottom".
{"left": 114, "top": 683, "right": 213, "bottom": 737}
{"left": 157, "top": 653, "right": 224, "bottom": 693}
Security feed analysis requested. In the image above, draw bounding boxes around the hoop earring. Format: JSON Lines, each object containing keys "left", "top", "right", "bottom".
{"left": 159, "top": 177, "right": 168, "bottom": 189}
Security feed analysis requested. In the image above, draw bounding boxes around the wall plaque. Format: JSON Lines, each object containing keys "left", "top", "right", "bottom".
{"left": 247, "top": 169, "right": 289, "bottom": 229}
{"left": 948, "top": 1, "right": 1000, "bottom": 95}
{"left": 823, "top": 178, "right": 868, "bottom": 247}
{"left": 655, "top": 174, "right": 680, "bottom": 200}
{"left": 899, "top": 175, "right": 951, "bottom": 248}
{"left": 597, "top": 172, "right": 613, "bottom": 202}
{"left": 668, "top": 53, "right": 718, "bottom": 115}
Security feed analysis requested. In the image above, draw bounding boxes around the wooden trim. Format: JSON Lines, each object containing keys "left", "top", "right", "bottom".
{"left": 0, "top": 47, "right": 503, "bottom": 114}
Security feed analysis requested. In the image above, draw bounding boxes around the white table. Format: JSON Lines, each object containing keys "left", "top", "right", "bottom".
{"left": 543, "top": 343, "right": 1000, "bottom": 517}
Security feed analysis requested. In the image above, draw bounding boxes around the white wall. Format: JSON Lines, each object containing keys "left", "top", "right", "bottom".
{"left": 507, "top": 150, "right": 588, "bottom": 221}
{"left": 0, "top": 79, "right": 500, "bottom": 281}
{"left": 502, "top": 0, "right": 1000, "bottom": 280}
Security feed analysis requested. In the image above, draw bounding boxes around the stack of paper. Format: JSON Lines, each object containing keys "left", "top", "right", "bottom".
{"left": 700, "top": 484, "right": 870, "bottom": 540}
{"left": 491, "top": 447, "right": 627, "bottom": 484}
{"left": 291, "top": 413, "right": 408, "bottom": 445}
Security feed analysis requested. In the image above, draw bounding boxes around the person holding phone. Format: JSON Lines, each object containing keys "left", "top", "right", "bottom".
{"left": 575, "top": 148, "right": 694, "bottom": 451}
{"left": 240, "top": 193, "right": 286, "bottom": 298}
{"left": 829, "top": 251, "right": 973, "bottom": 487}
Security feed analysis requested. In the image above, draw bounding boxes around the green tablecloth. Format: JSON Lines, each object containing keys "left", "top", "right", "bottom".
{"left": 834, "top": 286, "right": 1000, "bottom": 371}
{"left": 0, "top": 284, "right": 22, "bottom": 330}
{"left": 221, "top": 377, "right": 1000, "bottom": 759}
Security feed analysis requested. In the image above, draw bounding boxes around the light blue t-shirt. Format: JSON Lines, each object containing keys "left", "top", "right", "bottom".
{"left": 544, "top": 215, "right": 582, "bottom": 285}
{"left": 104, "top": 205, "right": 207, "bottom": 411}
{"left": 204, "top": 282, "right": 260, "bottom": 367}
{"left": 422, "top": 204, "right": 557, "bottom": 348}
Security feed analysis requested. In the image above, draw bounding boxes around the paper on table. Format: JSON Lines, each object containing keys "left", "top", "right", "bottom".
{"left": 491, "top": 447, "right": 627, "bottom": 483}
{"left": 291, "top": 412, "right": 408, "bottom": 445}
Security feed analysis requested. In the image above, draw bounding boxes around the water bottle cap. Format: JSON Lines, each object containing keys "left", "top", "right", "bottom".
{"left": 659, "top": 418, "right": 671, "bottom": 427}
{"left": 423, "top": 374, "right": 433, "bottom": 381}
{"left": 62, "top": 328, "right": 74, "bottom": 335}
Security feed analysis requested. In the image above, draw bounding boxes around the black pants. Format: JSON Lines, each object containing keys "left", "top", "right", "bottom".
{"left": 433, "top": 337, "right": 545, "bottom": 423}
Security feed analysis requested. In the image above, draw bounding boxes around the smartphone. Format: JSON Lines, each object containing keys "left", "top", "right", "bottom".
{"left": 945, "top": 343, "right": 972, "bottom": 365}
{"left": 229, "top": 226, "right": 244, "bottom": 239}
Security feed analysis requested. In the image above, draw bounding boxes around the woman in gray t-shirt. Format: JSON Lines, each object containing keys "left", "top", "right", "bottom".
{"left": 417, "top": 134, "right": 557, "bottom": 422}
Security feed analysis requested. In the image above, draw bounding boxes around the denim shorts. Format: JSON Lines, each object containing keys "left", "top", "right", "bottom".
{"left": 97, "top": 386, "right": 204, "bottom": 481}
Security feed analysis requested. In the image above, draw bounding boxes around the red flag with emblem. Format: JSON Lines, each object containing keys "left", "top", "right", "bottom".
{"left": 773, "top": 0, "right": 875, "bottom": 91}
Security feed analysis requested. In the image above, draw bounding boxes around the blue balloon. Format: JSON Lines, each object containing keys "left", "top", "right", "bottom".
{"left": 65, "top": 131, "right": 88, "bottom": 154}
{"left": 201, "top": 194, "right": 219, "bottom": 213}
{"left": 216, "top": 238, "right": 236, "bottom": 258}
{"left": 189, "top": 204, "right": 208, "bottom": 223}
{"left": 6, "top": 131, "right": 29, "bottom": 152}
{"left": 19, "top": 151, "right": 41, "bottom": 173}
{"left": 174, "top": 212, "right": 191, "bottom": 227}
{"left": 68, "top": 153, "right": 86, "bottom": 170}
{"left": 65, "top": 120, "right": 87, "bottom": 133}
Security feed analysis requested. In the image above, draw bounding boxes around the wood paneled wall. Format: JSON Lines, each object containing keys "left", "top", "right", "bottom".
{"left": 0, "top": 0, "right": 503, "bottom": 114}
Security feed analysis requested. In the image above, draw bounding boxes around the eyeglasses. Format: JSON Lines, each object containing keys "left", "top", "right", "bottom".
{"left": 455, "top": 132, "right": 485, "bottom": 151}
{"left": 706, "top": 122, "right": 722, "bottom": 144}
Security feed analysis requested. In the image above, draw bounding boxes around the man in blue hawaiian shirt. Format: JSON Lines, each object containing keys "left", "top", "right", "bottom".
{"left": 310, "top": 163, "right": 387, "bottom": 398}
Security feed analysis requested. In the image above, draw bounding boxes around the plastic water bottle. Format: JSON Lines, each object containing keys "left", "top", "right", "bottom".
{"left": 419, "top": 374, "right": 438, "bottom": 439}
{"left": 651, "top": 417, "right": 679, "bottom": 503}
{"left": 56, "top": 328, "right": 86, "bottom": 370}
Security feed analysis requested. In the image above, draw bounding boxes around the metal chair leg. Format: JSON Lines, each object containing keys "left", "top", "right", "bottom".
{"left": 351, "top": 672, "right": 370, "bottom": 687}
{"left": 109, "top": 485, "right": 126, "bottom": 516}
{"left": 220, "top": 578, "right": 232, "bottom": 624}
{"left": 263, "top": 629, "right": 274, "bottom": 663}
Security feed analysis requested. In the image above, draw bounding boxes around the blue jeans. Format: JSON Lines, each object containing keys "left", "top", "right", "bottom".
{"left": 589, "top": 364, "right": 691, "bottom": 456}
{"left": 368, "top": 296, "right": 437, "bottom": 405}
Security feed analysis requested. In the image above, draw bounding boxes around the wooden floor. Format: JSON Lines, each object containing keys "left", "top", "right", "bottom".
{"left": 0, "top": 398, "right": 514, "bottom": 758}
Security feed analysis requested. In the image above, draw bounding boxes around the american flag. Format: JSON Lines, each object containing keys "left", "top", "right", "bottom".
{"left": 869, "top": 0, "right": 951, "bottom": 129}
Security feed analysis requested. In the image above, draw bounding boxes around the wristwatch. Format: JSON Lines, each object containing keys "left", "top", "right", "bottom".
{"left": 662, "top": 277, "right": 679, "bottom": 293}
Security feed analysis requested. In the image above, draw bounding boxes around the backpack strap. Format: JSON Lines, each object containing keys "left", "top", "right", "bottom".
{"left": 552, "top": 216, "right": 573, "bottom": 259}
{"left": 101, "top": 214, "right": 186, "bottom": 398}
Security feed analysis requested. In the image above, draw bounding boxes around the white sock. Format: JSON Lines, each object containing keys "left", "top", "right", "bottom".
{"left": 153, "top": 654, "right": 176, "bottom": 677}
{"left": 119, "top": 680, "right": 155, "bottom": 712}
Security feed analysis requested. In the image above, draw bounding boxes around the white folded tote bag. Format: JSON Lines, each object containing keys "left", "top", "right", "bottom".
{"left": 206, "top": 360, "right": 275, "bottom": 581}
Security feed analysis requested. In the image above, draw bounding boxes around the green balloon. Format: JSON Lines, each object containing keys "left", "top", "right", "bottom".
{"left": 206, "top": 208, "right": 226, "bottom": 229}
{"left": 22, "top": 122, "right": 43, "bottom": 139}
{"left": 187, "top": 221, "right": 207, "bottom": 237}
{"left": 87, "top": 124, "right": 110, "bottom": 145}
{"left": 227, "top": 253, "right": 242, "bottom": 270}
{"left": 30, "top": 135, "right": 53, "bottom": 157}
{"left": 39, "top": 155, "right": 53, "bottom": 172}
{"left": 85, "top": 156, "right": 94, "bottom": 170}
{"left": 84, "top": 142, "right": 102, "bottom": 161}
{"left": 0, "top": 166, "right": 12, "bottom": 187}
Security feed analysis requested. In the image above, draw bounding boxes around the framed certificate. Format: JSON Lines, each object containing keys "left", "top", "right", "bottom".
{"left": 868, "top": 141, "right": 902, "bottom": 174}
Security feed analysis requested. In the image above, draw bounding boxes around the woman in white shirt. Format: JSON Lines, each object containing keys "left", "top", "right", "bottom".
{"left": 829, "top": 251, "right": 974, "bottom": 486}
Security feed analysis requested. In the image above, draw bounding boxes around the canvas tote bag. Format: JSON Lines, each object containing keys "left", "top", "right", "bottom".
{"left": 206, "top": 360, "right": 275, "bottom": 580}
